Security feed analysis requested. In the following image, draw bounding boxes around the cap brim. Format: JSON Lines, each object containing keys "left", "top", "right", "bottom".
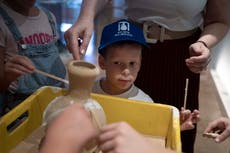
{"left": 98, "top": 37, "right": 148, "bottom": 52}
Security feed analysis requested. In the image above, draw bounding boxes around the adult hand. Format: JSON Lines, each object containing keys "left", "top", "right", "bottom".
{"left": 185, "top": 41, "right": 211, "bottom": 73}
{"left": 64, "top": 18, "right": 94, "bottom": 60}
{"left": 98, "top": 122, "right": 175, "bottom": 153}
{"left": 204, "top": 117, "right": 230, "bottom": 143}
{"left": 40, "top": 103, "right": 99, "bottom": 153}
{"left": 5, "top": 55, "right": 34, "bottom": 82}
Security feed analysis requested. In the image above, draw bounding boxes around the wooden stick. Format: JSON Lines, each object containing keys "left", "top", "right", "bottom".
{"left": 203, "top": 132, "right": 220, "bottom": 139}
{"left": 183, "top": 78, "right": 189, "bottom": 109}
{"left": 34, "top": 69, "right": 69, "bottom": 84}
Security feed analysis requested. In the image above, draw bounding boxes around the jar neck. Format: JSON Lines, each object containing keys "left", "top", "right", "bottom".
{"left": 68, "top": 87, "right": 91, "bottom": 103}
{"left": 67, "top": 60, "right": 100, "bottom": 103}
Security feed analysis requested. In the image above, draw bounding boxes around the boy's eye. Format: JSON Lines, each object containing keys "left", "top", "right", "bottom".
{"left": 129, "top": 62, "right": 136, "bottom": 66}
{"left": 129, "top": 62, "right": 139, "bottom": 68}
{"left": 113, "top": 61, "right": 122, "bottom": 65}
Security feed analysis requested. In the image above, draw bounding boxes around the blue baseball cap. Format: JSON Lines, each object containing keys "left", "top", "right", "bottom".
{"left": 98, "top": 19, "right": 148, "bottom": 54}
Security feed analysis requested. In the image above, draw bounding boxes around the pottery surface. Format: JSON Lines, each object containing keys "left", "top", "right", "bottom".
{"left": 43, "top": 60, "right": 106, "bottom": 153}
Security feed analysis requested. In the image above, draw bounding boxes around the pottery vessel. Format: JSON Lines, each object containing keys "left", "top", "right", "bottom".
{"left": 43, "top": 60, "right": 106, "bottom": 153}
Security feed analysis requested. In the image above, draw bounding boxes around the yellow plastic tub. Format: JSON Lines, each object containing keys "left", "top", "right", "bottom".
{"left": 0, "top": 86, "right": 181, "bottom": 153}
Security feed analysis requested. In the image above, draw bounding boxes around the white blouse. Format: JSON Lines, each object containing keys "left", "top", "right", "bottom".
{"left": 123, "top": 0, "right": 207, "bottom": 31}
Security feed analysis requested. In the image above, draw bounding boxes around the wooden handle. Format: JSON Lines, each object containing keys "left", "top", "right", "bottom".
{"left": 183, "top": 78, "right": 189, "bottom": 109}
{"left": 34, "top": 69, "right": 69, "bottom": 84}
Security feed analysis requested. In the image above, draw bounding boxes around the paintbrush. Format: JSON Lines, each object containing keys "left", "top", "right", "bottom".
{"left": 34, "top": 69, "right": 69, "bottom": 84}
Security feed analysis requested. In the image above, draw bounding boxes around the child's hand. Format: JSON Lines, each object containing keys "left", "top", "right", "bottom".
{"left": 191, "top": 109, "right": 200, "bottom": 124}
{"left": 5, "top": 55, "right": 35, "bottom": 82}
{"left": 180, "top": 107, "right": 200, "bottom": 131}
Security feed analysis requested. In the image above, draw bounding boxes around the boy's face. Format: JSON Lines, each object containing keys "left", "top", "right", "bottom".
{"left": 99, "top": 43, "right": 142, "bottom": 94}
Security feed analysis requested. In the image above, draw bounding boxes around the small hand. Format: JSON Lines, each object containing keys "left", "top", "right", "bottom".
{"left": 180, "top": 107, "right": 200, "bottom": 131}
{"left": 5, "top": 55, "right": 35, "bottom": 82}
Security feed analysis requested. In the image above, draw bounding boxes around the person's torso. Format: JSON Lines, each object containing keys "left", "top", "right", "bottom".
{"left": 0, "top": 3, "right": 56, "bottom": 56}
{"left": 115, "top": 0, "right": 207, "bottom": 31}
{"left": 0, "top": 4, "right": 66, "bottom": 94}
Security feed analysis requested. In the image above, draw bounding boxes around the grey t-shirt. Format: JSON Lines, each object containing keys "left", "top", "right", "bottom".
{"left": 92, "top": 79, "right": 154, "bottom": 103}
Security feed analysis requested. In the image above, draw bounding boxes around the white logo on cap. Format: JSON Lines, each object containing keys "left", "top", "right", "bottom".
{"left": 118, "top": 21, "right": 130, "bottom": 32}
{"left": 115, "top": 21, "right": 133, "bottom": 37}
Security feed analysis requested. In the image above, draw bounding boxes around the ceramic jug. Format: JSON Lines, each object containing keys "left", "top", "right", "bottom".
{"left": 43, "top": 60, "right": 106, "bottom": 153}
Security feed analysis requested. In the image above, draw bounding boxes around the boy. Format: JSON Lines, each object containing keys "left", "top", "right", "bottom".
{"left": 0, "top": 0, "right": 66, "bottom": 115}
{"left": 92, "top": 19, "right": 199, "bottom": 131}
{"left": 93, "top": 19, "right": 152, "bottom": 102}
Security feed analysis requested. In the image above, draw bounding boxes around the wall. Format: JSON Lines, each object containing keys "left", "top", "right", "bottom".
{"left": 210, "top": 30, "right": 230, "bottom": 117}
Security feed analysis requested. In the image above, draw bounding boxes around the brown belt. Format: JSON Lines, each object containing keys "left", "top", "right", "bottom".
{"left": 139, "top": 21, "right": 198, "bottom": 43}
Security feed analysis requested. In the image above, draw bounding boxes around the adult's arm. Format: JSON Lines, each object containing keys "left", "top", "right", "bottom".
{"left": 64, "top": 0, "right": 108, "bottom": 60}
{"left": 40, "top": 103, "right": 99, "bottom": 153}
{"left": 98, "top": 122, "right": 176, "bottom": 153}
{"left": 185, "top": 0, "right": 230, "bottom": 73}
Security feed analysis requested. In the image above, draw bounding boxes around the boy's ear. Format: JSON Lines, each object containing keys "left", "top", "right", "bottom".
{"left": 98, "top": 55, "right": 106, "bottom": 70}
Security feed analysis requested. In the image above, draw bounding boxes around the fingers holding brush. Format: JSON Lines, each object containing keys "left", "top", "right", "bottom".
{"left": 203, "top": 117, "right": 230, "bottom": 143}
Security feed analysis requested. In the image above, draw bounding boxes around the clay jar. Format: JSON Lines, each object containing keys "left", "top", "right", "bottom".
{"left": 43, "top": 60, "right": 106, "bottom": 140}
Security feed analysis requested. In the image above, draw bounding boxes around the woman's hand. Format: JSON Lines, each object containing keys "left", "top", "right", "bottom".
{"left": 64, "top": 18, "right": 94, "bottom": 60}
{"left": 186, "top": 41, "right": 211, "bottom": 73}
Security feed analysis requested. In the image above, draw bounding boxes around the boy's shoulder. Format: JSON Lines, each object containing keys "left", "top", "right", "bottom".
{"left": 129, "top": 85, "right": 154, "bottom": 103}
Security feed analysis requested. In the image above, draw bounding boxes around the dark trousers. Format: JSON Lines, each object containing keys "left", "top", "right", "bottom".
{"left": 135, "top": 30, "right": 201, "bottom": 153}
